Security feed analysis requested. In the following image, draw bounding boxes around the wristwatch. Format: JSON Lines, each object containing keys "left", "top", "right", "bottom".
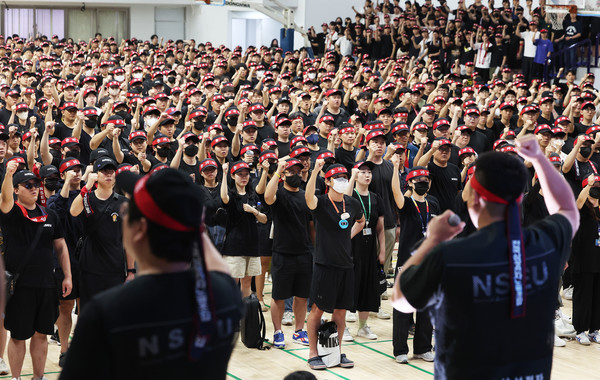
{"left": 127, "top": 268, "right": 137, "bottom": 274}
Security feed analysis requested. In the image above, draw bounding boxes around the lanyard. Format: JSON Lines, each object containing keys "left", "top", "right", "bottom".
{"left": 328, "top": 193, "right": 346, "bottom": 214}
{"left": 16, "top": 202, "right": 48, "bottom": 223}
{"left": 411, "top": 196, "right": 429, "bottom": 235}
{"left": 355, "top": 190, "right": 371, "bottom": 226}
{"left": 329, "top": 193, "right": 349, "bottom": 229}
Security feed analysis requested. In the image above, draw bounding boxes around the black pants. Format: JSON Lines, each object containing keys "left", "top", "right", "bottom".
{"left": 522, "top": 57, "right": 535, "bottom": 84}
{"left": 572, "top": 272, "right": 600, "bottom": 333}
{"left": 392, "top": 308, "right": 433, "bottom": 356}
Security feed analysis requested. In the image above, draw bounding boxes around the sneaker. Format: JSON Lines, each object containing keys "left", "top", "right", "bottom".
{"left": 558, "top": 309, "right": 572, "bottom": 323}
{"left": 386, "top": 280, "right": 393, "bottom": 288}
{"left": 0, "top": 358, "right": 8, "bottom": 375}
{"left": 49, "top": 329, "right": 60, "bottom": 346}
{"left": 563, "top": 285, "right": 573, "bottom": 300}
{"left": 381, "top": 290, "right": 389, "bottom": 300}
{"left": 376, "top": 308, "right": 390, "bottom": 320}
{"left": 588, "top": 330, "right": 600, "bottom": 343}
{"left": 308, "top": 356, "right": 326, "bottom": 370}
{"left": 555, "top": 318, "right": 576, "bottom": 337}
{"left": 357, "top": 325, "right": 378, "bottom": 340}
{"left": 282, "top": 311, "right": 293, "bottom": 326}
{"left": 273, "top": 330, "right": 285, "bottom": 349}
{"left": 345, "top": 312, "right": 357, "bottom": 322}
{"left": 339, "top": 353, "right": 354, "bottom": 368}
{"left": 292, "top": 330, "right": 309, "bottom": 345}
{"left": 413, "top": 351, "right": 435, "bottom": 362}
{"left": 554, "top": 334, "right": 566, "bottom": 347}
{"left": 395, "top": 354, "right": 408, "bottom": 364}
{"left": 342, "top": 327, "right": 354, "bottom": 342}
{"left": 576, "top": 332, "right": 591, "bottom": 345}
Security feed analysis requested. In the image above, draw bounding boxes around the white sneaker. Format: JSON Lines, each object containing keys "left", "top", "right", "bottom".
{"left": 342, "top": 327, "right": 354, "bottom": 342}
{"left": 381, "top": 290, "right": 389, "bottom": 300}
{"left": 558, "top": 309, "right": 572, "bottom": 323}
{"left": 376, "top": 308, "right": 390, "bottom": 320}
{"left": 588, "top": 330, "right": 600, "bottom": 343}
{"left": 413, "top": 351, "right": 435, "bottom": 362}
{"left": 554, "top": 334, "right": 566, "bottom": 347}
{"left": 0, "top": 358, "right": 8, "bottom": 375}
{"left": 576, "top": 332, "right": 591, "bottom": 345}
{"left": 555, "top": 317, "right": 576, "bottom": 337}
{"left": 357, "top": 325, "right": 378, "bottom": 340}
{"left": 345, "top": 311, "right": 357, "bottom": 322}
{"left": 282, "top": 311, "right": 293, "bottom": 326}
{"left": 563, "top": 285, "right": 573, "bottom": 300}
{"left": 395, "top": 354, "right": 408, "bottom": 364}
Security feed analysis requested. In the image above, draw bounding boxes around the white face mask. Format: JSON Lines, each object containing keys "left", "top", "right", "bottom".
{"left": 332, "top": 177, "right": 349, "bottom": 194}
{"left": 257, "top": 70, "right": 265, "bottom": 78}
{"left": 114, "top": 75, "right": 124, "bottom": 82}
{"left": 552, "top": 139, "right": 565, "bottom": 148}
{"left": 132, "top": 73, "right": 143, "bottom": 80}
{"left": 109, "top": 88, "right": 120, "bottom": 96}
{"left": 0, "top": 79, "right": 6, "bottom": 85}
{"left": 145, "top": 117, "right": 158, "bottom": 127}
{"left": 85, "top": 70, "right": 92, "bottom": 76}
{"left": 17, "top": 111, "right": 28, "bottom": 120}
{"left": 308, "top": 73, "right": 316, "bottom": 79}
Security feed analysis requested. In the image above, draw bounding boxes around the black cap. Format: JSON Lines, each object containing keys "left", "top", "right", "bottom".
{"left": 13, "top": 170, "right": 40, "bottom": 186}
{"left": 93, "top": 156, "right": 117, "bottom": 173}
{"left": 116, "top": 168, "right": 203, "bottom": 231}
{"left": 89, "top": 148, "right": 110, "bottom": 163}
{"left": 39, "top": 165, "right": 59, "bottom": 178}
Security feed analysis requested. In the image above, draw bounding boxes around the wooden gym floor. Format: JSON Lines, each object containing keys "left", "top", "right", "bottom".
{"left": 6, "top": 282, "right": 600, "bottom": 379}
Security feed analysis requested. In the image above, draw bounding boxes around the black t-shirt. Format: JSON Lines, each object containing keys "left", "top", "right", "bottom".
{"left": 468, "top": 129, "right": 492, "bottom": 153}
{"left": 53, "top": 122, "right": 75, "bottom": 141}
{"left": 427, "top": 161, "right": 462, "bottom": 212}
{"left": 564, "top": 159, "right": 596, "bottom": 196}
{"left": 222, "top": 190, "right": 260, "bottom": 257}
{"left": 77, "top": 191, "right": 127, "bottom": 276}
{"left": 255, "top": 125, "right": 276, "bottom": 146}
{"left": 1, "top": 203, "right": 64, "bottom": 288}
{"left": 397, "top": 195, "right": 441, "bottom": 265}
{"left": 59, "top": 270, "right": 244, "bottom": 380}
{"left": 571, "top": 203, "right": 600, "bottom": 274}
{"left": 177, "top": 158, "right": 201, "bottom": 184}
{"left": 270, "top": 186, "right": 312, "bottom": 255}
{"left": 401, "top": 214, "right": 572, "bottom": 380}
{"left": 369, "top": 159, "right": 397, "bottom": 229}
{"left": 335, "top": 146, "right": 357, "bottom": 173}
{"left": 47, "top": 190, "right": 84, "bottom": 268}
{"left": 276, "top": 140, "right": 291, "bottom": 158}
{"left": 312, "top": 194, "right": 363, "bottom": 269}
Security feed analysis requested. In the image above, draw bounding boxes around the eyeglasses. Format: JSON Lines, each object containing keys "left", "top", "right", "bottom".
{"left": 20, "top": 181, "right": 40, "bottom": 189}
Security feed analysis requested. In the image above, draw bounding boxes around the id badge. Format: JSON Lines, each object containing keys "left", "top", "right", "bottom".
{"left": 363, "top": 227, "right": 372, "bottom": 236}
{"left": 596, "top": 227, "right": 600, "bottom": 246}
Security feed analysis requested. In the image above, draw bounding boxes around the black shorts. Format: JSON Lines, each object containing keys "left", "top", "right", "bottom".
{"left": 5, "top": 287, "right": 58, "bottom": 340}
{"left": 310, "top": 263, "right": 354, "bottom": 313}
{"left": 55, "top": 267, "right": 80, "bottom": 300}
{"left": 271, "top": 252, "right": 312, "bottom": 300}
{"left": 79, "top": 271, "right": 125, "bottom": 308}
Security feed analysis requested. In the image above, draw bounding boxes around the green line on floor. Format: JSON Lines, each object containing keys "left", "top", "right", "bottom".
{"left": 227, "top": 372, "right": 243, "bottom": 380}
{"left": 281, "top": 348, "right": 351, "bottom": 380}
{"left": 353, "top": 341, "right": 434, "bottom": 376}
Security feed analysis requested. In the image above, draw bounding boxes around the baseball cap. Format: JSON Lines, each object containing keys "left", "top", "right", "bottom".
{"left": 13, "top": 170, "right": 40, "bottom": 187}
{"left": 39, "top": 165, "right": 59, "bottom": 178}
{"left": 93, "top": 156, "right": 118, "bottom": 173}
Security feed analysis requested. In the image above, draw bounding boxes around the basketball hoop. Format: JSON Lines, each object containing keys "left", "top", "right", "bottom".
{"left": 546, "top": 5, "right": 577, "bottom": 30}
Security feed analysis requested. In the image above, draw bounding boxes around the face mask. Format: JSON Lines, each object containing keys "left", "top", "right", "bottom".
{"left": 227, "top": 117, "right": 238, "bottom": 126}
{"left": 53, "top": 69, "right": 61, "bottom": 75}
{"left": 0, "top": 79, "right": 6, "bottom": 85}
{"left": 194, "top": 121, "right": 205, "bottom": 131}
{"left": 580, "top": 146, "right": 592, "bottom": 158}
{"left": 306, "top": 134, "right": 319, "bottom": 145}
{"left": 157, "top": 147, "right": 170, "bottom": 157}
{"left": 50, "top": 149, "right": 61, "bottom": 161}
{"left": 286, "top": 174, "right": 302, "bottom": 188}
{"left": 268, "top": 164, "right": 277, "bottom": 174}
{"left": 168, "top": 77, "right": 176, "bottom": 84}
{"left": 85, "top": 119, "right": 98, "bottom": 129}
{"left": 413, "top": 181, "right": 429, "bottom": 196}
{"left": 114, "top": 75, "right": 125, "bottom": 82}
{"left": 85, "top": 70, "right": 92, "bottom": 76}
{"left": 17, "top": 111, "right": 28, "bottom": 120}
{"left": 145, "top": 117, "right": 158, "bottom": 128}
{"left": 109, "top": 88, "right": 120, "bottom": 96}
{"left": 590, "top": 187, "right": 600, "bottom": 199}
{"left": 257, "top": 70, "right": 265, "bottom": 78}
{"left": 44, "top": 178, "right": 61, "bottom": 191}
{"left": 132, "top": 73, "right": 143, "bottom": 80}
{"left": 184, "top": 144, "right": 199, "bottom": 157}
{"left": 115, "top": 111, "right": 130, "bottom": 121}
{"left": 552, "top": 139, "right": 565, "bottom": 148}
{"left": 308, "top": 73, "right": 317, "bottom": 79}
{"left": 332, "top": 177, "right": 349, "bottom": 193}
{"left": 65, "top": 150, "right": 81, "bottom": 160}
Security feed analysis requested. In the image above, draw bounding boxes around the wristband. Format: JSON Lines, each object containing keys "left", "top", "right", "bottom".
{"left": 275, "top": 172, "right": 281, "bottom": 178}
{"left": 80, "top": 186, "right": 90, "bottom": 196}
{"left": 127, "top": 268, "right": 137, "bottom": 274}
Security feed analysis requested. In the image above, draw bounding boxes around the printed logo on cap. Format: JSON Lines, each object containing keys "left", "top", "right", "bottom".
{"left": 407, "top": 169, "right": 430, "bottom": 181}
{"left": 59, "top": 159, "right": 82, "bottom": 173}
{"left": 325, "top": 165, "right": 347, "bottom": 178}
{"left": 230, "top": 162, "right": 250, "bottom": 175}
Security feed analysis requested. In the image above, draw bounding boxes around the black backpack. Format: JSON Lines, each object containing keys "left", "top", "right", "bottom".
{"left": 240, "top": 294, "right": 268, "bottom": 349}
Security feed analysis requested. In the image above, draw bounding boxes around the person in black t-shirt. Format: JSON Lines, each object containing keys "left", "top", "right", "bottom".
{"left": 0, "top": 165, "right": 72, "bottom": 380}
{"left": 562, "top": 135, "right": 598, "bottom": 196}
{"left": 264, "top": 159, "right": 313, "bottom": 349}
{"left": 334, "top": 124, "right": 358, "bottom": 173}
{"left": 390, "top": 164, "right": 438, "bottom": 364}
{"left": 171, "top": 133, "right": 201, "bottom": 184}
{"left": 393, "top": 137, "right": 579, "bottom": 380}
{"left": 418, "top": 137, "right": 462, "bottom": 211}
{"left": 305, "top": 161, "right": 364, "bottom": 370}
{"left": 61, "top": 168, "right": 243, "bottom": 380}
{"left": 69, "top": 156, "right": 131, "bottom": 309}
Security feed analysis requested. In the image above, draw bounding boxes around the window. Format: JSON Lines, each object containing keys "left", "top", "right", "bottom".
{"left": 3, "top": 8, "right": 64, "bottom": 38}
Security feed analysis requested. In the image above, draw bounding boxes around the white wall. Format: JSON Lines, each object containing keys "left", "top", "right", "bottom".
{"left": 130, "top": 5, "right": 155, "bottom": 40}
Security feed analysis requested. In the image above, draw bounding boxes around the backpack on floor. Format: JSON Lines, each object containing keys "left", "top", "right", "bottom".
{"left": 240, "top": 294, "right": 268, "bottom": 350}
{"left": 317, "top": 321, "right": 341, "bottom": 367}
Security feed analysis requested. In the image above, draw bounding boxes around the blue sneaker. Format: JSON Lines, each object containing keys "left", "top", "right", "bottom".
{"left": 292, "top": 329, "right": 309, "bottom": 345}
{"left": 274, "top": 330, "right": 285, "bottom": 349}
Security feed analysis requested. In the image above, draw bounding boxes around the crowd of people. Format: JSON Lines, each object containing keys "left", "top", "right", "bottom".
{"left": 0, "top": 0, "right": 597, "bottom": 378}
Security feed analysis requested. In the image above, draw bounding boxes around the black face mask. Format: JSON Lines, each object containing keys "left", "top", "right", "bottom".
{"left": 65, "top": 150, "right": 81, "bottom": 160}
{"left": 157, "top": 147, "right": 170, "bottom": 157}
{"left": 227, "top": 117, "right": 238, "bottom": 126}
{"left": 184, "top": 145, "right": 199, "bottom": 157}
{"left": 85, "top": 119, "right": 98, "bottom": 129}
{"left": 580, "top": 146, "right": 593, "bottom": 158}
{"left": 44, "top": 178, "right": 61, "bottom": 191}
{"left": 268, "top": 164, "right": 277, "bottom": 174}
{"left": 590, "top": 187, "right": 600, "bottom": 199}
{"left": 286, "top": 174, "right": 302, "bottom": 188}
{"left": 194, "top": 121, "right": 205, "bottom": 131}
{"left": 115, "top": 111, "right": 131, "bottom": 122}
{"left": 413, "top": 181, "right": 429, "bottom": 196}
{"left": 50, "top": 149, "right": 61, "bottom": 161}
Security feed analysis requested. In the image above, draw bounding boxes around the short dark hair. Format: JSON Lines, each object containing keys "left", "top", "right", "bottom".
{"left": 474, "top": 151, "right": 527, "bottom": 202}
